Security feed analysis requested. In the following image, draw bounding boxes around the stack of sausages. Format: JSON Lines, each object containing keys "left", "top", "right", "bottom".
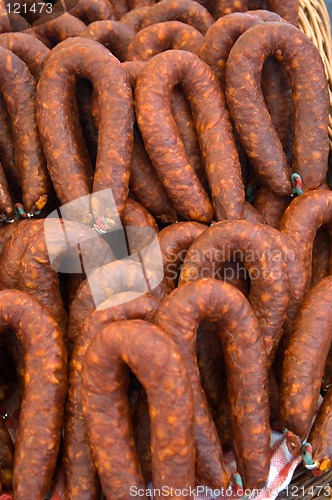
{"left": 0, "top": 0, "right": 331, "bottom": 498}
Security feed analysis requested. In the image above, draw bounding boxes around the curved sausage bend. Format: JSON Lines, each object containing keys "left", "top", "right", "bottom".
{"left": 265, "top": 0, "right": 299, "bottom": 25}
{"left": 127, "top": 21, "right": 203, "bottom": 61}
{"left": 226, "top": 23, "right": 329, "bottom": 195}
{"left": 213, "top": 0, "right": 248, "bottom": 18}
{"left": 200, "top": 12, "right": 292, "bottom": 161}
{"left": 68, "top": 259, "right": 169, "bottom": 344}
{"left": 55, "top": 0, "right": 113, "bottom": 23}
{"left": 121, "top": 6, "right": 151, "bottom": 32}
{"left": 82, "top": 319, "right": 195, "bottom": 500}
{"left": 279, "top": 190, "right": 332, "bottom": 291}
{"left": 0, "top": 290, "right": 67, "bottom": 499}
{"left": 155, "top": 279, "right": 270, "bottom": 489}
{"left": 30, "top": 13, "right": 86, "bottom": 46}
{"left": 36, "top": 37, "right": 134, "bottom": 223}
{"left": 79, "top": 20, "right": 135, "bottom": 62}
{"left": 158, "top": 221, "right": 207, "bottom": 289}
{"left": 309, "top": 384, "right": 332, "bottom": 473}
{"left": 0, "top": 33, "right": 50, "bottom": 80}
{"left": 0, "top": 46, "right": 49, "bottom": 215}
{"left": 180, "top": 220, "right": 290, "bottom": 361}
{"left": 65, "top": 292, "right": 160, "bottom": 500}
{"left": 140, "top": 0, "right": 214, "bottom": 35}
{"left": 135, "top": 50, "right": 245, "bottom": 222}
{"left": 280, "top": 276, "right": 332, "bottom": 441}
{"left": 123, "top": 59, "right": 205, "bottom": 219}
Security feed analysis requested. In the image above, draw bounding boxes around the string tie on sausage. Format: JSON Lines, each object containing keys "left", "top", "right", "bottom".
{"left": 302, "top": 442, "right": 320, "bottom": 471}
{"left": 93, "top": 215, "right": 116, "bottom": 234}
{"left": 0, "top": 213, "right": 14, "bottom": 224}
{"left": 14, "top": 203, "right": 42, "bottom": 220}
{"left": 291, "top": 173, "right": 304, "bottom": 197}
{"left": 230, "top": 471, "right": 247, "bottom": 497}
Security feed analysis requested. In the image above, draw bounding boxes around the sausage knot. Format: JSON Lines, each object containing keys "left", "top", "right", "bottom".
{"left": 291, "top": 173, "right": 304, "bottom": 197}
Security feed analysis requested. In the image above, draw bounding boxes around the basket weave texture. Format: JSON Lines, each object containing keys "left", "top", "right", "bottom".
{"left": 299, "top": 0, "right": 332, "bottom": 149}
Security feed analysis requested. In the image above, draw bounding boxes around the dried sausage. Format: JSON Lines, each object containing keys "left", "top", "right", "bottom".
{"left": 155, "top": 278, "right": 270, "bottom": 489}
{"left": 79, "top": 20, "right": 135, "bottom": 62}
{"left": 180, "top": 220, "right": 290, "bottom": 361}
{"left": 130, "top": 0, "right": 155, "bottom": 7}
{"left": 0, "top": 32, "right": 49, "bottom": 80}
{"left": 0, "top": 3, "right": 12, "bottom": 33}
{"left": 19, "top": 219, "right": 114, "bottom": 336}
{"left": 0, "top": 290, "right": 67, "bottom": 499}
{"left": 254, "top": 187, "right": 291, "bottom": 228}
{"left": 54, "top": 0, "right": 113, "bottom": 24}
{"left": 0, "top": 220, "right": 47, "bottom": 290}
{"left": 158, "top": 221, "right": 207, "bottom": 288}
{"left": 226, "top": 23, "right": 329, "bottom": 195}
{"left": 0, "top": 162, "right": 13, "bottom": 221}
{"left": 135, "top": 50, "right": 245, "bottom": 222}
{"left": 311, "top": 228, "right": 330, "bottom": 288}
{"left": 107, "top": 0, "right": 128, "bottom": 20}
{"left": 140, "top": 0, "right": 214, "bottom": 35}
{"left": 31, "top": 13, "right": 86, "bottom": 46}
{"left": 123, "top": 59, "right": 204, "bottom": 220}
{"left": 130, "top": 130, "right": 177, "bottom": 223}
{"left": 68, "top": 259, "right": 169, "bottom": 344}
{"left": 200, "top": 12, "right": 293, "bottom": 161}
{"left": 36, "top": 37, "right": 134, "bottom": 223}
{"left": 0, "top": 97, "right": 19, "bottom": 194}
{"left": 127, "top": 21, "right": 203, "bottom": 61}
{"left": 279, "top": 190, "right": 332, "bottom": 291}
{"left": 0, "top": 219, "right": 114, "bottom": 337}
{"left": 121, "top": 198, "right": 159, "bottom": 254}
{"left": 279, "top": 276, "right": 332, "bottom": 441}
{"left": 122, "top": 198, "right": 158, "bottom": 232}
{"left": 214, "top": 0, "right": 248, "bottom": 18}
{"left": 265, "top": 1, "right": 299, "bottom": 26}
{"left": 0, "top": 46, "right": 49, "bottom": 215}
{"left": 121, "top": 6, "right": 150, "bottom": 32}
{"left": 8, "top": 13, "right": 31, "bottom": 31}
{"left": 308, "top": 385, "right": 332, "bottom": 473}
{"left": 64, "top": 292, "right": 160, "bottom": 500}
{"left": 82, "top": 319, "right": 195, "bottom": 499}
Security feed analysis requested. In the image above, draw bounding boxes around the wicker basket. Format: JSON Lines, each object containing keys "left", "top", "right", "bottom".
{"left": 276, "top": 3, "right": 332, "bottom": 497}
{"left": 299, "top": 0, "right": 332, "bottom": 149}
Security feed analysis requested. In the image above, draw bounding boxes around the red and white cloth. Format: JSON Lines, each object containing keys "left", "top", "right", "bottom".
{"left": 0, "top": 390, "right": 303, "bottom": 500}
